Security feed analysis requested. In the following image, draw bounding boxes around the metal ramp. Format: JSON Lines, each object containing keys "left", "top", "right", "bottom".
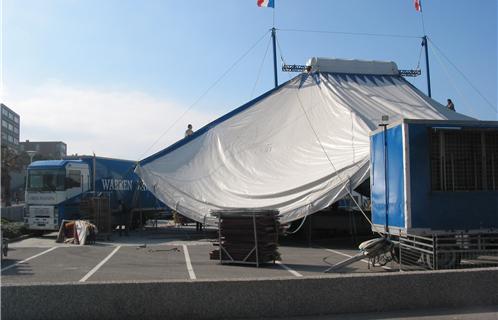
{"left": 324, "top": 237, "right": 394, "bottom": 272}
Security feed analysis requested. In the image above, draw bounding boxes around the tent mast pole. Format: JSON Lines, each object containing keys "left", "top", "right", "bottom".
{"left": 271, "top": 27, "right": 278, "bottom": 88}
{"left": 423, "top": 35, "right": 432, "bottom": 98}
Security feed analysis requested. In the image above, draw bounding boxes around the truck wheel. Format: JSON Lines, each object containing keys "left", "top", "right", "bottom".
{"left": 32, "top": 230, "right": 45, "bottom": 237}
{"left": 424, "top": 250, "right": 461, "bottom": 269}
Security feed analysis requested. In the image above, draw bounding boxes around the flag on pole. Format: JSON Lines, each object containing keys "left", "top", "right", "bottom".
{"left": 257, "top": 0, "right": 274, "bottom": 8}
{"left": 414, "top": 0, "right": 422, "bottom": 12}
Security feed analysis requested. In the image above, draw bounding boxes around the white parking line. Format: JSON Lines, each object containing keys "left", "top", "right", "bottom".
{"left": 275, "top": 261, "right": 303, "bottom": 277}
{"left": 324, "top": 248, "right": 392, "bottom": 270}
{"left": 182, "top": 244, "right": 196, "bottom": 280}
{"left": 79, "top": 246, "right": 121, "bottom": 282}
{"left": 1, "top": 247, "right": 58, "bottom": 272}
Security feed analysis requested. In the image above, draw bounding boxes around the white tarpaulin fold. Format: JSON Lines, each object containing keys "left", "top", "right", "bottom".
{"left": 137, "top": 58, "right": 472, "bottom": 224}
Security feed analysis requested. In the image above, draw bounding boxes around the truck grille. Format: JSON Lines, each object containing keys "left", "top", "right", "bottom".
{"left": 30, "top": 206, "right": 53, "bottom": 217}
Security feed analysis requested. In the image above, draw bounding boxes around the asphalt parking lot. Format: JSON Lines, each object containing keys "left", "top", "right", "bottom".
{"left": 1, "top": 226, "right": 393, "bottom": 284}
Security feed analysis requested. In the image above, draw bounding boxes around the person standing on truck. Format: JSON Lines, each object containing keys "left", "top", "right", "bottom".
{"left": 185, "top": 124, "right": 194, "bottom": 137}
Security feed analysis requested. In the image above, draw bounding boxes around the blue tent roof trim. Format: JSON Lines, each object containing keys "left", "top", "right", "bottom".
{"left": 357, "top": 74, "right": 366, "bottom": 84}
{"left": 384, "top": 75, "right": 396, "bottom": 85}
{"left": 338, "top": 73, "right": 349, "bottom": 82}
{"left": 366, "top": 74, "right": 378, "bottom": 86}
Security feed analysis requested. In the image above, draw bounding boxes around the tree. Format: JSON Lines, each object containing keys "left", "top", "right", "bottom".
{"left": 1, "top": 146, "right": 30, "bottom": 206}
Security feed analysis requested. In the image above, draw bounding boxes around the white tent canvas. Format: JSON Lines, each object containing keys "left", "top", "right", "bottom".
{"left": 136, "top": 58, "right": 472, "bottom": 224}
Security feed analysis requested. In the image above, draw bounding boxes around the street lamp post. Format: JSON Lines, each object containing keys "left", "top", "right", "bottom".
{"left": 379, "top": 115, "right": 390, "bottom": 235}
{"left": 25, "top": 151, "right": 37, "bottom": 201}
{"left": 26, "top": 151, "right": 36, "bottom": 163}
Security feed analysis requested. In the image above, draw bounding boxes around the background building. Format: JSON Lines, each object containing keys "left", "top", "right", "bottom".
{"left": 1, "top": 104, "right": 23, "bottom": 205}
{"left": 20, "top": 140, "right": 67, "bottom": 159}
{"left": 1, "top": 104, "right": 68, "bottom": 204}
{"left": 1, "top": 103, "right": 20, "bottom": 152}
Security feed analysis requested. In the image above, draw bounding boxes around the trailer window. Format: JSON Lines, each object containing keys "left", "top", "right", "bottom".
{"left": 27, "top": 169, "right": 65, "bottom": 192}
{"left": 66, "top": 170, "right": 81, "bottom": 189}
{"left": 430, "top": 128, "right": 498, "bottom": 191}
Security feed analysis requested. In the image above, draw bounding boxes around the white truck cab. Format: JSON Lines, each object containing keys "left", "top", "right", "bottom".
{"left": 25, "top": 160, "right": 90, "bottom": 231}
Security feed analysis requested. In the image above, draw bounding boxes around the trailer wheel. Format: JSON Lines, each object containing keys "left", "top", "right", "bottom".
{"left": 392, "top": 246, "right": 421, "bottom": 265}
{"left": 423, "top": 250, "right": 461, "bottom": 270}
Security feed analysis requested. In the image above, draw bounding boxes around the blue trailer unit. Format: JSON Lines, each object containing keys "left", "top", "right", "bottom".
{"left": 79, "top": 156, "right": 160, "bottom": 210}
{"left": 370, "top": 119, "right": 498, "bottom": 236}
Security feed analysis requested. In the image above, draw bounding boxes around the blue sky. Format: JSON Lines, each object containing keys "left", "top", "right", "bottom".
{"left": 1, "top": 0, "right": 497, "bottom": 159}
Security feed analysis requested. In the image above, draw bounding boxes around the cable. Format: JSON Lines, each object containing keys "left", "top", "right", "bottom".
{"left": 416, "top": 40, "right": 423, "bottom": 70}
{"left": 284, "top": 214, "right": 308, "bottom": 235}
{"left": 138, "top": 30, "right": 271, "bottom": 160}
{"left": 275, "top": 36, "right": 296, "bottom": 83}
{"left": 279, "top": 28, "right": 420, "bottom": 39}
{"left": 250, "top": 37, "right": 272, "bottom": 99}
{"left": 428, "top": 38, "right": 497, "bottom": 116}
{"left": 428, "top": 43, "right": 476, "bottom": 115}
{"left": 293, "top": 83, "right": 383, "bottom": 237}
{"left": 275, "top": 36, "right": 287, "bottom": 65}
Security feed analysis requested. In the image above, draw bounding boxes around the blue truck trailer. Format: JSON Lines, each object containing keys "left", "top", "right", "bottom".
{"left": 24, "top": 155, "right": 165, "bottom": 233}
{"left": 370, "top": 119, "right": 498, "bottom": 269}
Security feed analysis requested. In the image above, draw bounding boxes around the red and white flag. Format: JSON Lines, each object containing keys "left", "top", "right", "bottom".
{"left": 414, "top": 0, "right": 422, "bottom": 12}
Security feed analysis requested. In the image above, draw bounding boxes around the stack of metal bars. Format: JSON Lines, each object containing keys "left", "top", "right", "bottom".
{"left": 210, "top": 209, "right": 280, "bottom": 267}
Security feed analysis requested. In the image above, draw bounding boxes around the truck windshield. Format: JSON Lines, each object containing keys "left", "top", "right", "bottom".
{"left": 27, "top": 169, "right": 65, "bottom": 192}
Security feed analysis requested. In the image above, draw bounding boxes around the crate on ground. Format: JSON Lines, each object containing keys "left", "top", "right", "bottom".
{"left": 210, "top": 209, "right": 280, "bottom": 267}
